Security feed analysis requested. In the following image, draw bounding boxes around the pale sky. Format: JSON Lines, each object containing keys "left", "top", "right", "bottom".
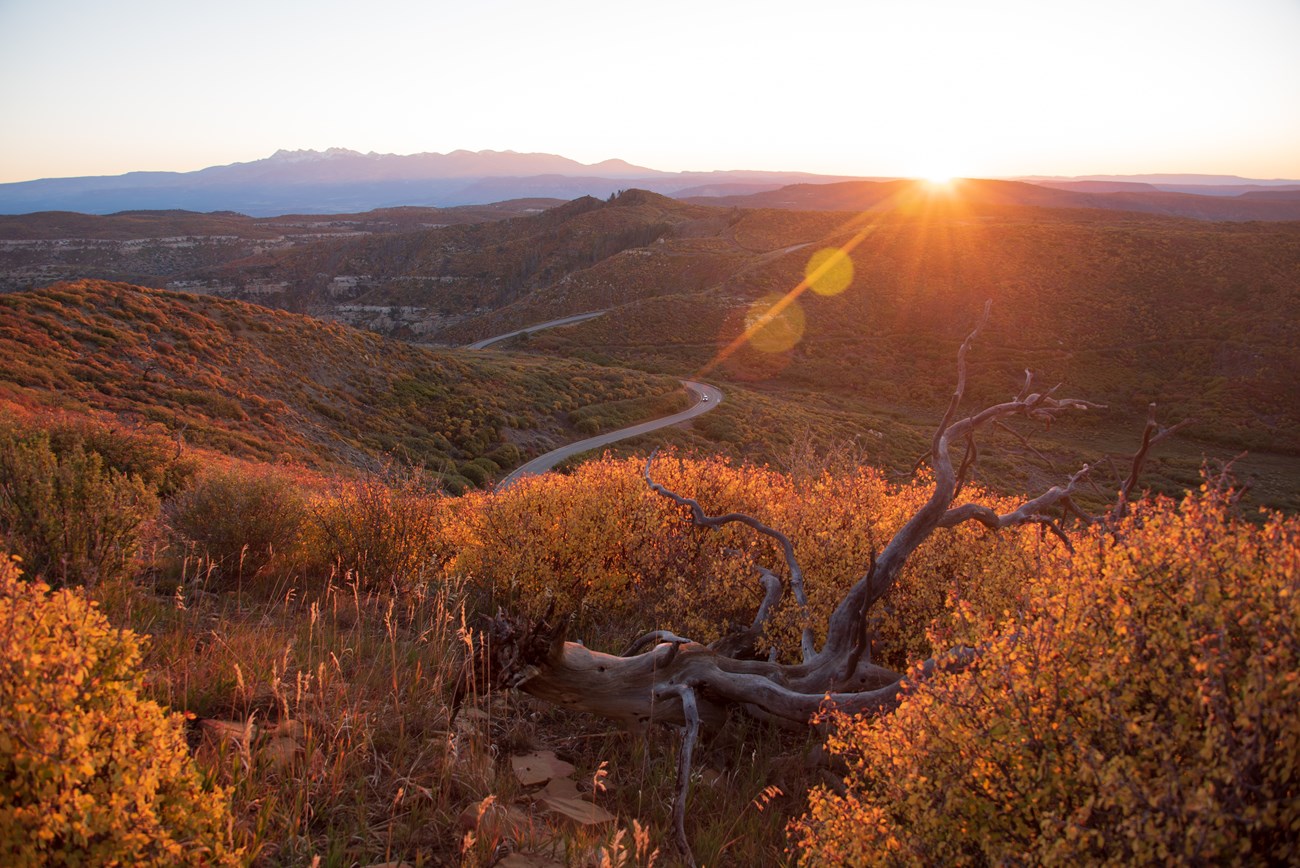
{"left": 1, "top": 0, "right": 1298, "bottom": 183}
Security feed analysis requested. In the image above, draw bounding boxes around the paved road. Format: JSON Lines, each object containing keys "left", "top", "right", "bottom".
{"left": 497, "top": 381, "right": 723, "bottom": 489}
{"left": 465, "top": 315, "right": 724, "bottom": 488}
{"left": 465, "top": 311, "right": 607, "bottom": 350}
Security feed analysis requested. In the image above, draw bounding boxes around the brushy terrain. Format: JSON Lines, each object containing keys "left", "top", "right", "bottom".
{"left": 2, "top": 409, "right": 1297, "bottom": 866}
{"left": 2, "top": 194, "right": 1298, "bottom": 863}
{"left": 0, "top": 281, "right": 683, "bottom": 489}
{"left": 6, "top": 192, "right": 1297, "bottom": 508}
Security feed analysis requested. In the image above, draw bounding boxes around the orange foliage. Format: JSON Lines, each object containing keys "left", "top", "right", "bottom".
{"left": 443, "top": 454, "right": 1051, "bottom": 665}
{"left": 0, "top": 557, "right": 241, "bottom": 864}
{"left": 794, "top": 484, "right": 1300, "bottom": 865}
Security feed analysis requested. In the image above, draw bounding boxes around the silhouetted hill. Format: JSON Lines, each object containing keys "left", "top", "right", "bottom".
{"left": 685, "top": 178, "right": 1300, "bottom": 221}
{"left": 1035, "top": 181, "right": 1163, "bottom": 194}
{"left": 1241, "top": 190, "right": 1300, "bottom": 201}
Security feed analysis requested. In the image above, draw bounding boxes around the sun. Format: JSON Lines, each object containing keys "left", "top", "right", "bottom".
{"left": 910, "top": 157, "right": 962, "bottom": 188}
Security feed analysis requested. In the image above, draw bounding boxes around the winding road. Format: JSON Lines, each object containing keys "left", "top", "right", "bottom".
{"left": 465, "top": 311, "right": 608, "bottom": 350}
{"left": 464, "top": 314, "right": 724, "bottom": 489}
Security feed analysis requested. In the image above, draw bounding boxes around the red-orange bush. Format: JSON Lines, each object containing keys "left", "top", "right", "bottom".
{"left": 166, "top": 464, "right": 308, "bottom": 591}
{"left": 444, "top": 454, "right": 1046, "bottom": 660}
{"left": 311, "top": 470, "right": 454, "bottom": 591}
{"left": 794, "top": 486, "right": 1300, "bottom": 865}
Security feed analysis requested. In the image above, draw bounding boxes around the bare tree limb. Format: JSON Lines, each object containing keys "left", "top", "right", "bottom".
{"left": 1111, "top": 404, "right": 1195, "bottom": 521}
{"left": 749, "top": 565, "right": 784, "bottom": 632}
{"left": 645, "top": 452, "right": 817, "bottom": 662}
{"left": 472, "top": 301, "right": 1192, "bottom": 860}
{"left": 822, "top": 303, "right": 1102, "bottom": 659}
{"left": 621, "top": 630, "right": 695, "bottom": 657}
{"left": 992, "top": 419, "right": 1059, "bottom": 474}
{"left": 657, "top": 683, "right": 701, "bottom": 867}
{"left": 953, "top": 429, "right": 978, "bottom": 499}
{"left": 939, "top": 463, "right": 1095, "bottom": 533}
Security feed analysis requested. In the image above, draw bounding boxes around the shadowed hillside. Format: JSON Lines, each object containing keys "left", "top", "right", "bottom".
{"left": 507, "top": 210, "right": 1300, "bottom": 508}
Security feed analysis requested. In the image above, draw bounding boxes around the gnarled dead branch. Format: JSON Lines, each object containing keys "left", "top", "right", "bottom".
{"left": 478, "top": 301, "right": 1185, "bottom": 864}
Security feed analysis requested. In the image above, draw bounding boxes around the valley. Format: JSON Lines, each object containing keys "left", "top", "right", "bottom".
{"left": 2, "top": 184, "right": 1298, "bottom": 506}
{"left": 7, "top": 0, "right": 1300, "bottom": 859}
{"left": 3, "top": 184, "right": 1299, "bottom": 866}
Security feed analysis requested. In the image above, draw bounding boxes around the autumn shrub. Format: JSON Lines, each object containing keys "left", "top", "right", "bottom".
{"left": 794, "top": 485, "right": 1300, "bottom": 865}
{"left": 313, "top": 470, "right": 452, "bottom": 591}
{"left": 0, "top": 424, "right": 160, "bottom": 587}
{"left": 763, "top": 466, "right": 1050, "bottom": 669}
{"left": 167, "top": 464, "right": 308, "bottom": 591}
{"left": 446, "top": 454, "right": 1041, "bottom": 657}
{"left": 0, "top": 556, "right": 241, "bottom": 865}
{"left": 40, "top": 417, "right": 197, "bottom": 497}
{"left": 449, "top": 461, "right": 693, "bottom": 630}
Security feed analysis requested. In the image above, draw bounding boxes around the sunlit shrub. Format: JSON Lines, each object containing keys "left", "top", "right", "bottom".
{"left": 39, "top": 417, "right": 197, "bottom": 497}
{"left": 167, "top": 465, "right": 308, "bottom": 591}
{"left": 313, "top": 470, "right": 452, "bottom": 591}
{"left": 446, "top": 454, "right": 1040, "bottom": 657}
{"left": 794, "top": 486, "right": 1300, "bottom": 865}
{"left": 0, "top": 425, "right": 159, "bottom": 587}
{"left": 0, "top": 556, "right": 241, "bottom": 865}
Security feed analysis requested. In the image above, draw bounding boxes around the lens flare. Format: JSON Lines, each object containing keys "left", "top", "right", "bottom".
{"left": 805, "top": 247, "right": 854, "bottom": 296}
{"left": 744, "top": 293, "right": 805, "bottom": 353}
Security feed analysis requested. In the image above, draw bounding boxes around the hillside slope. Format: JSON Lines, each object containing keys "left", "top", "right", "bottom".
{"left": 176, "top": 190, "right": 727, "bottom": 337}
{"left": 0, "top": 280, "right": 683, "bottom": 487}
{"left": 511, "top": 210, "right": 1300, "bottom": 506}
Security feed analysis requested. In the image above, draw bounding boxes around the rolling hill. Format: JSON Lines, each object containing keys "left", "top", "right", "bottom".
{"left": 156, "top": 190, "right": 730, "bottom": 337}
{"left": 3, "top": 189, "right": 1298, "bottom": 508}
{"left": 484, "top": 204, "right": 1300, "bottom": 508}
{"left": 0, "top": 280, "right": 685, "bottom": 489}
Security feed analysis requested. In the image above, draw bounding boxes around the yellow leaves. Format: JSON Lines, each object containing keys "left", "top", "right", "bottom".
{"left": 797, "top": 486, "right": 1300, "bottom": 866}
{"left": 0, "top": 558, "right": 242, "bottom": 865}
{"left": 445, "top": 453, "right": 1060, "bottom": 665}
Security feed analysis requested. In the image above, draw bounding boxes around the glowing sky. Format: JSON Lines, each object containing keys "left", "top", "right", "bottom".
{"left": 1, "top": 0, "right": 1298, "bottom": 183}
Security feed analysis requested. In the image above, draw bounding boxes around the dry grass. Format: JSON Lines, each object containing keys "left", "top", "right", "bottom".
{"left": 95, "top": 563, "right": 807, "bottom": 866}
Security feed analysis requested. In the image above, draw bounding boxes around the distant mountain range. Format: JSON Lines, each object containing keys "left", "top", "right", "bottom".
{"left": 1, "top": 149, "right": 1297, "bottom": 219}
{"left": 1017, "top": 174, "right": 1300, "bottom": 196}
{"left": 0, "top": 149, "right": 862, "bottom": 217}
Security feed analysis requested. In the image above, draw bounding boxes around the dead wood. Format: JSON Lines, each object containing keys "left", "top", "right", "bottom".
{"left": 476, "top": 301, "right": 1186, "bottom": 863}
